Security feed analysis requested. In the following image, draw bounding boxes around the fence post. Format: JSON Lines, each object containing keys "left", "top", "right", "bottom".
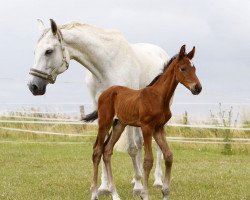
{"left": 79, "top": 105, "right": 85, "bottom": 120}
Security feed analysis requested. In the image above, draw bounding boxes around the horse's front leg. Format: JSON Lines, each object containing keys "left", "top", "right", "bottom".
{"left": 127, "top": 126, "right": 143, "bottom": 195}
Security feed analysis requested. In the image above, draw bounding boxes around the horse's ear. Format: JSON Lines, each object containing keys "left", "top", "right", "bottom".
{"left": 179, "top": 45, "right": 186, "bottom": 60}
{"left": 37, "top": 19, "right": 45, "bottom": 31}
{"left": 50, "top": 19, "right": 58, "bottom": 35}
{"left": 187, "top": 46, "right": 195, "bottom": 60}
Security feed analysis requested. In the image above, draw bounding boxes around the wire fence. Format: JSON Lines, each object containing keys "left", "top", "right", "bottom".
{"left": 0, "top": 103, "right": 249, "bottom": 145}
{"left": 1, "top": 126, "right": 250, "bottom": 145}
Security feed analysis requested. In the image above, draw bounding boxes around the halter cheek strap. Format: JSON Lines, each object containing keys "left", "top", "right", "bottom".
{"left": 29, "top": 34, "right": 69, "bottom": 84}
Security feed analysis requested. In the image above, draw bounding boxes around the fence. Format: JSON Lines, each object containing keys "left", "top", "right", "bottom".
{"left": 0, "top": 103, "right": 249, "bottom": 145}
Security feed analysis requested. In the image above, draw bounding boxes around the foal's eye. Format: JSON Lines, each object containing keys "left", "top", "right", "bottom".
{"left": 180, "top": 67, "right": 186, "bottom": 72}
{"left": 45, "top": 49, "right": 53, "bottom": 55}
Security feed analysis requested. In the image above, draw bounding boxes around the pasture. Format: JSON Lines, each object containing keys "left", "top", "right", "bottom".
{"left": 0, "top": 121, "right": 249, "bottom": 200}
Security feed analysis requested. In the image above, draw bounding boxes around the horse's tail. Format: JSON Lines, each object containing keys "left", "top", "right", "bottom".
{"left": 83, "top": 110, "right": 98, "bottom": 122}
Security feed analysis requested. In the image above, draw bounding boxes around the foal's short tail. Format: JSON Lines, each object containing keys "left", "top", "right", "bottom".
{"left": 83, "top": 110, "right": 98, "bottom": 122}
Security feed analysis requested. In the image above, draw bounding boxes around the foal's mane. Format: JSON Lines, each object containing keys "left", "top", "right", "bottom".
{"left": 147, "top": 54, "right": 178, "bottom": 87}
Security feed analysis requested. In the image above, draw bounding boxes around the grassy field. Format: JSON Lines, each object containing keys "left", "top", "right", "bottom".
{"left": 0, "top": 123, "right": 250, "bottom": 200}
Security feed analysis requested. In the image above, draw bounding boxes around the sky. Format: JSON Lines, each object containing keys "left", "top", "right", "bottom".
{"left": 0, "top": 0, "right": 249, "bottom": 117}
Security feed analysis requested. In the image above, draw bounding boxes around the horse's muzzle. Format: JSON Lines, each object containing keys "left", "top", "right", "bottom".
{"left": 28, "top": 83, "right": 46, "bottom": 95}
{"left": 27, "top": 76, "right": 48, "bottom": 96}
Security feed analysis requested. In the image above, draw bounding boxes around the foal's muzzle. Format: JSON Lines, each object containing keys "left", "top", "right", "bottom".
{"left": 191, "top": 84, "right": 202, "bottom": 95}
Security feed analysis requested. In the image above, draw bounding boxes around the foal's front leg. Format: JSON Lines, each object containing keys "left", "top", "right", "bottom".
{"left": 153, "top": 128, "right": 173, "bottom": 200}
{"left": 140, "top": 125, "right": 154, "bottom": 200}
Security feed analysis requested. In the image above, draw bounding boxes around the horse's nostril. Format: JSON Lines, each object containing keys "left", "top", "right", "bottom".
{"left": 31, "top": 84, "right": 38, "bottom": 91}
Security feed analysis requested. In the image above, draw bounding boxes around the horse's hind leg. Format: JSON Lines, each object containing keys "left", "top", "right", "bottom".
{"left": 132, "top": 127, "right": 144, "bottom": 195}
{"left": 154, "top": 143, "right": 163, "bottom": 187}
{"left": 98, "top": 160, "right": 109, "bottom": 195}
{"left": 153, "top": 128, "right": 173, "bottom": 200}
{"left": 103, "top": 119, "right": 126, "bottom": 200}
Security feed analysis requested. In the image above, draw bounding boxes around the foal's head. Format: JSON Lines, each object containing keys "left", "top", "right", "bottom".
{"left": 174, "top": 45, "right": 202, "bottom": 95}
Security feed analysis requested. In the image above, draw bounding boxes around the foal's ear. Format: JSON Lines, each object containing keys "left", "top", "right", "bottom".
{"left": 179, "top": 45, "right": 186, "bottom": 60}
{"left": 50, "top": 19, "right": 58, "bottom": 35}
{"left": 37, "top": 19, "right": 45, "bottom": 31}
{"left": 187, "top": 46, "right": 195, "bottom": 60}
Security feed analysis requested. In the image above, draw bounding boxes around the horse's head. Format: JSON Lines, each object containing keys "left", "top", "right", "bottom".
{"left": 28, "top": 19, "right": 70, "bottom": 95}
{"left": 174, "top": 45, "right": 202, "bottom": 95}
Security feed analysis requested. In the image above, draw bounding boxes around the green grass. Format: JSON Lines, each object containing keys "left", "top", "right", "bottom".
{"left": 0, "top": 119, "right": 249, "bottom": 200}
{"left": 0, "top": 138, "right": 249, "bottom": 200}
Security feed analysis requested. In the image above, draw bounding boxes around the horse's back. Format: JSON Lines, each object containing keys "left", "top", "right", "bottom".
{"left": 131, "top": 43, "right": 169, "bottom": 88}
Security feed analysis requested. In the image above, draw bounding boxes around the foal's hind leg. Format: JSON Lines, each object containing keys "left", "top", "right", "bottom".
{"left": 103, "top": 120, "right": 126, "bottom": 200}
{"left": 91, "top": 121, "right": 112, "bottom": 200}
{"left": 153, "top": 128, "right": 173, "bottom": 200}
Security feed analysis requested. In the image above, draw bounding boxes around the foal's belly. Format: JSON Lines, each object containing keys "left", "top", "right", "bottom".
{"left": 116, "top": 109, "right": 140, "bottom": 126}
{"left": 115, "top": 103, "right": 140, "bottom": 127}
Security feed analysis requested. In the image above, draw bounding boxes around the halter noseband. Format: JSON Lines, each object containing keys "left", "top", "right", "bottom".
{"left": 29, "top": 34, "right": 69, "bottom": 84}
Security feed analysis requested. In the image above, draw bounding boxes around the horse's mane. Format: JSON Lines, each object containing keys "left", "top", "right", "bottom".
{"left": 59, "top": 22, "right": 88, "bottom": 30}
{"left": 38, "top": 21, "right": 121, "bottom": 42}
{"left": 147, "top": 54, "right": 178, "bottom": 87}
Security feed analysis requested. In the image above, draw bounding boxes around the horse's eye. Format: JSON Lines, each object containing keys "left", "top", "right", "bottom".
{"left": 45, "top": 49, "right": 53, "bottom": 55}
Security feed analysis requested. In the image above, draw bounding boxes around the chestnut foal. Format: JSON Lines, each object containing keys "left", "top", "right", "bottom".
{"left": 88, "top": 45, "right": 202, "bottom": 200}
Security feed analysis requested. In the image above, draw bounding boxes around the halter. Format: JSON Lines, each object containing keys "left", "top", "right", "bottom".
{"left": 29, "top": 33, "right": 69, "bottom": 84}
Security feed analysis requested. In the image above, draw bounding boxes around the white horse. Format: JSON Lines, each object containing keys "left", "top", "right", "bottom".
{"left": 28, "top": 19, "right": 170, "bottom": 199}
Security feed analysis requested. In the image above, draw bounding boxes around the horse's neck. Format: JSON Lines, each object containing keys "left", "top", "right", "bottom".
{"left": 61, "top": 26, "right": 120, "bottom": 80}
{"left": 153, "top": 64, "right": 178, "bottom": 106}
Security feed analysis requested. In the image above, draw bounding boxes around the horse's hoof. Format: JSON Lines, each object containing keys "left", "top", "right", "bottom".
{"left": 91, "top": 194, "right": 98, "bottom": 200}
{"left": 97, "top": 188, "right": 110, "bottom": 196}
{"left": 139, "top": 191, "right": 149, "bottom": 200}
{"left": 133, "top": 188, "right": 142, "bottom": 196}
{"left": 153, "top": 180, "right": 163, "bottom": 188}
{"left": 112, "top": 196, "right": 121, "bottom": 200}
{"left": 139, "top": 195, "right": 149, "bottom": 200}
